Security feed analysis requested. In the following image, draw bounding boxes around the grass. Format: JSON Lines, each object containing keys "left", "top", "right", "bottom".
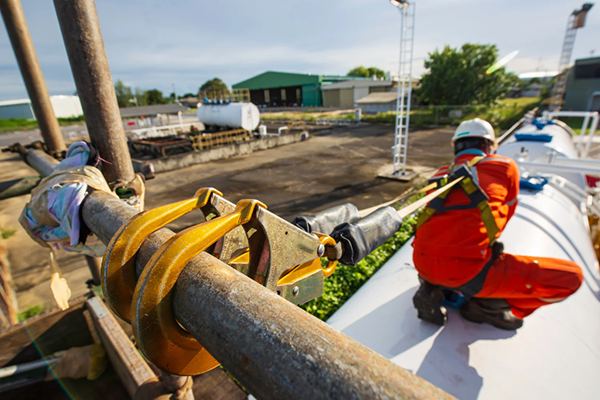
{"left": 0, "top": 116, "right": 86, "bottom": 134}
{"left": 18, "top": 305, "right": 45, "bottom": 322}
{"left": 301, "top": 186, "right": 425, "bottom": 321}
{"left": 1, "top": 228, "right": 17, "bottom": 240}
{"left": 259, "top": 111, "right": 355, "bottom": 122}
{"left": 361, "top": 97, "right": 541, "bottom": 130}
{"left": 559, "top": 117, "right": 586, "bottom": 135}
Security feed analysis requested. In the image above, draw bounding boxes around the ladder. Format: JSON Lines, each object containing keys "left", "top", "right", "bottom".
{"left": 549, "top": 13, "right": 578, "bottom": 112}
{"left": 392, "top": 3, "right": 415, "bottom": 176}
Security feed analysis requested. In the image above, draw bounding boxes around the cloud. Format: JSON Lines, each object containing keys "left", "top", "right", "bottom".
{"left": 0, "top": 0, "right": 598, "bottom": 100}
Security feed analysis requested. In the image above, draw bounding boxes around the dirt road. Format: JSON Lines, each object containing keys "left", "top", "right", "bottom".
{"left": 0, "top": 123, "right": 454, "bottom": 310}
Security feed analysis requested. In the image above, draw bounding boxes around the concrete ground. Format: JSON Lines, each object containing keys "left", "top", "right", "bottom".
{"left": 0, "top": 123, "right": 455, "bottom": 311}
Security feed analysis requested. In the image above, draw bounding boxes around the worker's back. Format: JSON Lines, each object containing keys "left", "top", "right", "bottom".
{"left": 413, "top": 150, "right": 520, "bottom": 282}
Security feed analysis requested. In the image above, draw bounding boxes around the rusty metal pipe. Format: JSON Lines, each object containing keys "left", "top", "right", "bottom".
{"left": 53, "top": 0, "right": 134, "bottom": 184}
{"left": 0, "top": 0, "right": 66, "bottom": 154}
{"left": 80, "top": 190, "right": 455, "bottom": 400}
{"left": 25, "top": 149, "right": 59, "bottom": 177}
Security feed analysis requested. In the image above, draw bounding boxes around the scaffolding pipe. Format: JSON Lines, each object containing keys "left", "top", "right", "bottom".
{"left": 23, "top": 151, "right": 452, "bottom": 399}
{"left": 0, "top": 0, "right": 66, "bottom": 154}
{"left": 78, "top": 190, "right": 454, "bottom": 400}
{"left": 53, "top": 0, "right": 135, "bottom": 184}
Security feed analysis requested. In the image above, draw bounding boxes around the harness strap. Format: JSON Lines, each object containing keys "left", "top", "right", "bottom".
{"left": 450, "top": 255, "right": 495, "bottom": 300}
{"left": 416, "top": 156, "right": 499, "bottom": 245}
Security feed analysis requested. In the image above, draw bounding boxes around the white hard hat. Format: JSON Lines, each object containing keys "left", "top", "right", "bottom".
{"left": 451, "top": 118, "right": 495, "bottom": 145}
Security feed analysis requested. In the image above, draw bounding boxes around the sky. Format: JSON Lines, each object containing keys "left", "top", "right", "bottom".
{"left": 1, "top": 0, "right": 599, "bottom": 101}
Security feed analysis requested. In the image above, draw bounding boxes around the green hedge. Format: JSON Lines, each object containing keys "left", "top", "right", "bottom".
{"left": 362, "top": 97, "right": 541, "bottom": 130}
{"left": 302, "top": 214, "right": 418, "bottom": 321}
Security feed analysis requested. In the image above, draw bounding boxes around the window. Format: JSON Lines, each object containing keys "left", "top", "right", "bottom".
{"left": 281, "top": 88, "right": 287, "bottom": 101}
{"left": 264, "top": 89, "right": 270, "bottom": 103}
{"left": 296, "top": 88, "right": 302, "bottom": 102}
{"left": 575, "top": 63, "right": 600, "bottom": 80}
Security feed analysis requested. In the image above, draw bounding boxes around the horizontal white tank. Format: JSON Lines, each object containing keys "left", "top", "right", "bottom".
{"left": 328, "top": 184, "right": 600, "bottom": 400}
{"left": 196, "top": 102, "right": 260, "bottom": 131}
{"left": 497, "top": 120, "right": 586, "bottom": 188}
{"left": 328, "top": 117, "right": 600, "bottom": 399}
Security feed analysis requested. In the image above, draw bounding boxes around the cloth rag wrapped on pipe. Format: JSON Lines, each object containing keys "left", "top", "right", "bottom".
{"left": 18, "top": 142, "right": 117, "bottom": 309}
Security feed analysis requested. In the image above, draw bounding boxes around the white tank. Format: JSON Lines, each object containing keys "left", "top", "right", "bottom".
{"left": 328, "top": 185, "right": 600, "bottom": 400}
{"left": 328, "top": 121, "right": 600, "bottom": 399}
{"left": 496, "top": 120, "right": 586, "bottom": 188}
{"left": 196, "top": 102, "right": 260, "bottom": 131}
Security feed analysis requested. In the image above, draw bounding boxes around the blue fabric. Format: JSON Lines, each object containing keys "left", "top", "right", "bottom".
{"left": 520, "top": 176, "right": 548, "bottom": 192}
{"left": 532, "top": 118, "right": 554, "bottom": 130}
{"left": 514, "top": 133, "right": 553, "bottom": 143}
{"left": 454, "top": 149, "right": 486, "bottom": 159}
{"left": 56, "top": 141, "right": 90, "bottom": 168}
{"left": 442, "top": 290, "right": 467, "bottom": 309}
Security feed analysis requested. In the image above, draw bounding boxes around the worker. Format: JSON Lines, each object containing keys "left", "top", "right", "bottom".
{"left": 412, "top": 118, "right": 583, "bottom": 330}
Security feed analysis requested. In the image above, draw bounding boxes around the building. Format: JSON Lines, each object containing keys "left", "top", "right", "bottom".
{"left": 321, "top": 80, "right": 395, "bottom": 108}
{"left": 564, "top": 57, "right": 600, "bottom": 111}
{"left": 0, "top": 99, "right": 34, "bottom": 120}
{"left": 521, "top": 83, "right": 543, "bottom": 98}
{"left": 232, "top": 71, "right": 368, "bottom": 107}
{"left": 119, "top": 103, "right": 189, "bottom": 130}
{"left": 0, "top": 95, "right": 83, "bottom": 120}
{"left": 355, "top": 92, "right": 398, "bottom": 113}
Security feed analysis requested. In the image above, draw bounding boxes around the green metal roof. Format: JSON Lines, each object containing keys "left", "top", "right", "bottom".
{"left": 233, "top": 71, "right": 369, "bottom": 90}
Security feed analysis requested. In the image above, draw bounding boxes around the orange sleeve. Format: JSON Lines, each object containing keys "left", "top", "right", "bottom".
{"left": 505, "top": 159, "right": 520, "bottom": 222}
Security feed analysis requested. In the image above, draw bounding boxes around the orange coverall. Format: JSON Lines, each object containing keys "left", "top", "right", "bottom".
{"left": 413, "top": 150, "right": 583, "bottom": 319}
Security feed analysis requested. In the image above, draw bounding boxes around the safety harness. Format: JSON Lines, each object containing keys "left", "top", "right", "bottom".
{"left": 415, "top": 156, "right": 503, "bottom": 299}
{"left": 416, "top": 156, "right": 499, "bottom": 246}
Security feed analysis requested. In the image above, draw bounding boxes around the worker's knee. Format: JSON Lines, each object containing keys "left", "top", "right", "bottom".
{"left": 545, "top": 260, "right": 583, "bottom": 298}
{"left": 564, "top": 261, "right": 584, "bottom": 294}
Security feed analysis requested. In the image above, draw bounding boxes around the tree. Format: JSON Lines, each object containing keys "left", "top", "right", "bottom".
{"left": 199, "top": 78, "right": 230, "bottom": 95}
{"left": 114, "top": 80, "right": 133, "bottom": 107}
{"left": 347, "top": 66, "right": 387, "bottom": 79}
{"left": 419, "top": 44, "right": 516, "bottom": 105}
{"left": 145, "top": 89, "right": 167, "bottom": 105}
{"left": 182, "top": 93, "right": 196, "bottom": 98}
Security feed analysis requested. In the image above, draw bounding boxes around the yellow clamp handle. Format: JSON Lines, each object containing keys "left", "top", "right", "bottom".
{"left": 101, "top": 187, "right": 222, "bottom": 323}
{"left": 131, "top": 199, "right": 266, "bottom": 376}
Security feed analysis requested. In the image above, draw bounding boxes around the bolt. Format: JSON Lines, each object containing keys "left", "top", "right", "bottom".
{"left": 317, "top": 244, "right": 325, "bottom": 257}
{"left": 292, "top": 286, "right": 299, "bottom": 297}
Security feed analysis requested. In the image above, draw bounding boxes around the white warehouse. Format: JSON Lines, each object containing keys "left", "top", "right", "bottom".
{"left": 0, "top": 95, "right": 83, "bottom": 120}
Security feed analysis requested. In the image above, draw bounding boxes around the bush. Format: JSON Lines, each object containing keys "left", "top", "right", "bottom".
{"left": 302, "top": 214, "right": 418, "bottom": 321}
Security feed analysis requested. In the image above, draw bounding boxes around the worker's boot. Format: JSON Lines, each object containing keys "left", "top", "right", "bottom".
{"left": 459, "top": 298, "right": 523, "bottom": 330}
{"left": 413, "top": 279, "right": 447, "bottom": 326}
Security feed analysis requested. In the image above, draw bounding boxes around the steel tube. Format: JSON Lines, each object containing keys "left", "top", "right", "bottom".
{"left": 80, "top": 190, "right": 454, "bottom": 400}
{"left": 0, "top": 0, "right": 66, "bottom": 154}
{"left": 0, "top": 176, "right": 41, "bottom": 200}
{"left": 53, "top": 0, "right": 134, "bottom": 184}
{"left": 24, "top": 151, "right": 452, "bottom": 399}
{"left": 25, "top": 149, "right": 58, "bottom": 176}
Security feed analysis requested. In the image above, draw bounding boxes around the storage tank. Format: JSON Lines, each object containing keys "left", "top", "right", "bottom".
{"left": 496, "top": 119, "right": 586, "bottom": 188}
{"left": 196, "top": 102, "right": 260, "bottom": 131}
{"left": 328, "top": 117, "right": 600, "bottom": 399}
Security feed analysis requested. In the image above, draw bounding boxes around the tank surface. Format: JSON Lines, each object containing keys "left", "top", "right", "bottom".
{"left": 328, "top": 184, "right": 600, "bottom": 400}
{"left": 196, "top": 102, "right": 260, "bottom": 131}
